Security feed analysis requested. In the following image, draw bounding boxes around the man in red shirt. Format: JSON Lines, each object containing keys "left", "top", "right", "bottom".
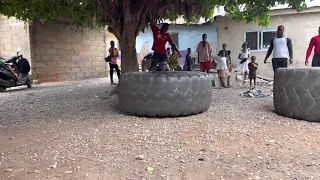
{"left": 149, "top": 23, "right": 180, "bottom": 71}
{"left": 305, "top": 26, "right": 320, "bottom": 66}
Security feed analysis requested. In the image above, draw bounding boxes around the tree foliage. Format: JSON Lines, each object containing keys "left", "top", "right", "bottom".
{"left": 0, "top": 0, "right": 309, "bottom": 72}
{"left": 0, "top": 0, "right": 309, "bottom": 31}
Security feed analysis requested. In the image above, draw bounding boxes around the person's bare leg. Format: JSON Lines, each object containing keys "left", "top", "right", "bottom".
{"left": 227, "top": 76, "right": 232, "bottom": 87}
{"left": 219, "top": 77, "right": 225, "bottom": 87}
{"left": 243, "top": 71, "right": 247, "bottom": 85}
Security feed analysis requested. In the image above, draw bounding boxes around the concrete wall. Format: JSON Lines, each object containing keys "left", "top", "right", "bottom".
{"left": 216, "top": 9, "right": 320, "bottom": 78}
{"left": 0, "top": 15, "right": 31, "bottom": 62}
{"left": 136, "top": 22, "right": 218, "bottom": 61}
{"left": 30, "top": 21, "right": 108, "bottom": 82}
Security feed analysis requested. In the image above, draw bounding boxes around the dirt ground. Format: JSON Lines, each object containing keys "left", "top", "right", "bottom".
{"left": 1, "top": 78, "right": 320, "bottom": 180}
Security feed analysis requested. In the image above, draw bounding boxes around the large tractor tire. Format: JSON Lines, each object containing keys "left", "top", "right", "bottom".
{"left": 274, "top": 68, "right": 320, "bottom": 122}
{"left": 118, "top": 71, "right": 212, "bottom": 117}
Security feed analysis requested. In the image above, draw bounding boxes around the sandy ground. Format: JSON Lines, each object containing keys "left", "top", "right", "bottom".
{"left": 1, "top": 77, "right": 320, "bottom": 180}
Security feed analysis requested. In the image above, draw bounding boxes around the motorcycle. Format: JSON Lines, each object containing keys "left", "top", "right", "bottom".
{"left": 0, "top": 48, "right": 32, "bottom": 92}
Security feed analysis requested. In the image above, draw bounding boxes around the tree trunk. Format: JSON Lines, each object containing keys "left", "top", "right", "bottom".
{"left": 119, "top": 27, "right": 139, "bottom": 73}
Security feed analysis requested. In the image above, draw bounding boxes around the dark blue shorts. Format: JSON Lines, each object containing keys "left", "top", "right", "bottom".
{"left": 150, "top": 52, "right": 168, "bottom": 70}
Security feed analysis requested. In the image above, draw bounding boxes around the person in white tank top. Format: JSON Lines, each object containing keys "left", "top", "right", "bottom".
{"left": 264, "top": 25, "right": 293, "bottom": 72}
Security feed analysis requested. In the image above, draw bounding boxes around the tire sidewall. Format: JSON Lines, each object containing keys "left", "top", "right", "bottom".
{"left": 118, "top": 71, "right": 212, "bottom": 117}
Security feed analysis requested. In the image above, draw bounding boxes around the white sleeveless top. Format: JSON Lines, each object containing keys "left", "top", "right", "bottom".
{"left": 216, "top": 57, "right": 228, "bottom": 70}
{"left": 273, "top": 37, "right": 288, "bottom": 58}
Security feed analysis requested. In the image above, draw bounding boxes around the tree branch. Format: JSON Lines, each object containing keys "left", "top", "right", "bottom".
{"left": 156, "top": 0, "right": 175, "bottom": 13}
{"left": 135, "top": 5, "right": 149, "bottom": 36}
{"left": 99, "top": 0, "right": 117, "bottom": 26}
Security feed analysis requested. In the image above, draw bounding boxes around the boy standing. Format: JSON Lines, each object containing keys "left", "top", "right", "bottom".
{"left": 248, "top": 56, "right": 258, "bottom": 88}
{"left": 149, "top": 22, "right": 180, "bottom": 71}
{"left": 184, "top": 48, "right": 193, "bottom": 71}
{"left": 196, "top": 34, "right": 212, "bottom": 73}
{"left": 108, "top": 41, "right": 121, "bottom": 85}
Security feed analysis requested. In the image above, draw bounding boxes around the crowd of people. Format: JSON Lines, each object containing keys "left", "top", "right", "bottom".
{"left": 145, "top": 23, "right": 294, "bottom": 89}
{"left": 149, "top": 22, "right": 259, "bottom": 88}
{"left": 107, "top": 22, "right": 320, "bottom": 87}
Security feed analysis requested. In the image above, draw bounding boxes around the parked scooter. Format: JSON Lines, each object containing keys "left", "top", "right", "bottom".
{"left": 0, "top": 48, "right": 32, "bottom": 92}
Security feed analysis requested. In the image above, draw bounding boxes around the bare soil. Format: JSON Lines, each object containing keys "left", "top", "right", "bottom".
{"left": 1, "top": 78, "right": 320, "bottom": 180}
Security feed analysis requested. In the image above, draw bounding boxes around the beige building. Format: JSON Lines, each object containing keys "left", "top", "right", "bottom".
{"left": 0, "top": 16, "right": 110, "bottom": 83}
{"left": 215, "top": 6, "right": 320, "bottom": 78}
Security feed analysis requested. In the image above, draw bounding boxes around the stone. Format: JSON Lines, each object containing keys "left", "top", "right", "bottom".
{"left": 4, "top": 168, "right": 13, "bottom": 172}
{"left": 49, "top": 163, "right": 57, "bottom": 169}
{"left": 136, "top": 155, "right": 144, "bottom": 160}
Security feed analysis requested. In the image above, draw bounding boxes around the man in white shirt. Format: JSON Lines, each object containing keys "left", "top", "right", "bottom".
{"left": 264, "top": 25, "right": 293, "bottom": 72}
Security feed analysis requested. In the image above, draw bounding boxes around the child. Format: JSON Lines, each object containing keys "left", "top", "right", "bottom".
{"left": 238, "top": 43, "right": 250, "bottom": 84}
{"left": 248, "top": 56, "right": 258, "bottom": 88}
{"left": 168, "top": 47, "right": 179, "bottom": 71}
{"left": 184, "top": 48, "right": 192, "bottom": 71}
{"left": 216, "top": 51, "right": 231, "bottom": 88}
{"left": 109, "top": 41, "right": 121, "bottom": 85}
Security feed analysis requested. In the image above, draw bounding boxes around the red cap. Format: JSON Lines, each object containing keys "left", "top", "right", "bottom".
{"left": 278, "top": 25, "right": 284, "bottom": 30}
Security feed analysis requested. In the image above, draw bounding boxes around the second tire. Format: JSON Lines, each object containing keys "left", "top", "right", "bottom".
{"left": 274, "top": 68, "right": 320, "bottom": 122}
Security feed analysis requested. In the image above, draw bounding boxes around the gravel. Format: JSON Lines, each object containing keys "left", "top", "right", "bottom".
{"left": 1, "top": 77, "right": 320, "bottom": 179}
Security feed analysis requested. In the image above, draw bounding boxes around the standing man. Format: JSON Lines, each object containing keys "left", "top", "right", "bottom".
{"left": 149, "top": 22, "right": 180, "bottom": 71}
{"left": 196, "top": 34, "right": 213, "bottom": 73}
{"left": 108, "top": 41, "right": 121, "bottom": 85}
{"left": 219, "top": 43, "right": 232, "bottom": 72}
{"left": 264, "top": 25, "right": 293, "bottom": 72}
{"left": 305, "top": 26, "right": 320, "bottom": 66}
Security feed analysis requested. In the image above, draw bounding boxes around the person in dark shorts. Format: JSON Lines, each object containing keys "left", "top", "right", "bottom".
{"left": 264, "top": 25, "right": 293, "bottom": 72}
{"left": 248, "top": 56, "right": 258, "bottom": 88}
{"left": 108, "top": 41, "right": 120, "bottom": 85}
{"left": 305, "top": 26, "right": 320, "bottom": 67}
{"left": 149, "top": 22, "right": 180, "bottom": 71}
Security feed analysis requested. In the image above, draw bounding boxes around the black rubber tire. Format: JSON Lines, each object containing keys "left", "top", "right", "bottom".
{"left": 0, "top": 86, "right": 6, "bottom": 92}
{"left": 274, "top": 68, "right": 320, "bottom": 122}
{"left": 118, "top": 71, "right": 212, "bottom": 117}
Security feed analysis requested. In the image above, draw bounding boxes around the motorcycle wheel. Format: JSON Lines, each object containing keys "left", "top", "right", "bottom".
{"left": 0, "top": 86, "right": 6, "bottom": 92}
{"left": 26, "top": 78, "right": 32, "bottom": 88}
